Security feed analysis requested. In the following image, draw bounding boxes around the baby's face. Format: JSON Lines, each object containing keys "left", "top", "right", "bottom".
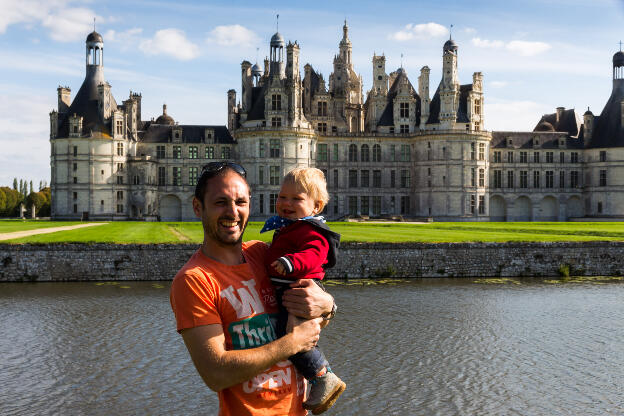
{"left": 276, "top": 182, "right": 321, "bottom": 220}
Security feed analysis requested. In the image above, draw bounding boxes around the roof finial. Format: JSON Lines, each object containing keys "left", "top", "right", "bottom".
{"left": 93, "top": 17, "right": 96, "bottom": 32}
{"left": 276, "top": 14, "right": 279, "bottom": 32}
{"left": 401, "top": 53, "right": 404, "bottom": 69}
{"left": 256, "top": 47, "right": 259, "bottom": 63}
{"left": 450, "top": 24, "right": 453, "bottom": 39}
{"left": 620, "top": 40, "right": 622, "bottom": 51}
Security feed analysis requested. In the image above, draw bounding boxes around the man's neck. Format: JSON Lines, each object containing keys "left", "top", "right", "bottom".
{"left": 200, "top": 240, "right": 245, "bottom": 266}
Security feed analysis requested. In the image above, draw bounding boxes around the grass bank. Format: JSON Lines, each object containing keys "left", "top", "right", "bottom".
{"left": 3, "top": 220, "right": 624, "bottom": 244}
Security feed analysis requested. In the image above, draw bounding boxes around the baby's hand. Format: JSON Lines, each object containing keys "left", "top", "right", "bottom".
{"left": 271, "top": 260, "right": 287, "bottom": 275}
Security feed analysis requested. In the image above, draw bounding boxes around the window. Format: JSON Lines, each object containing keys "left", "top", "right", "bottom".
{"left": 399, "top": 102, "right": 409, "bottom": 118}
{"left": 116, "top": 120, "right": 123, "bottom": 135}
{"left": 520, "top": 152, "right": 527, "bottom": 163}
{"left": 73, "top": 176, "right": 78, "bottom": 184}
{"left": 391, "top": 170, "right": 396, "bottom": 187}
{"left": 349, "top": 170, "right": 358, "bottom": 188}
{"left": 271, "top": 94, "right": 281, "bottom": 111}
{"left": 73, "top": 192, "right": 77, "bottom": 200}
{"left": 516, "top": 170, "right": 527, "bottom": 188}
{"left": 494, "top": 151, "right": 501, "bottom": 163}
{"left": 471, "top": 168, "right": 476, "bottom": 187}
{"left": 533, "top": 152, "right": 540, "bottom": 163}
{"left": 600, "top": 151, "right": 607, "bottom": 162}
{"left": 372, "top": 196, "right": 381, "bottom": 216}
{"left": 507, "top": 151, "right": 514, "bottom": 163}
{"left": 258, "top": 166, "right": 264, "bottom": 185}
{"left": 189, "top": 167, "right": 198, "bottom": 185}
{"left": 271, "top": 117, "right": 282, "bottom": 127}
{"left": 332, "top": 126, "right": 337, "bottom": 134}
{"left": 117, "top": 204, "right": 123, "bottom": 213}
{"left": 117, "top": 190, "right": 123, "bottom": 200}
{"left": 373, "top": 170, "right": 381, "bottom": 187}
{"left": 360, "top": 196, "right": 369, "bottom": 216}
{"left": 546, "top": 171, "right": 554, "bottom": 188}
{"left": 571, "top": 171, "right": 579, "bottom": 188}
{"left": 332, "top": 144, "right": 339, "bottom": 161}
{"left": 330, "top": 169, "right": 337, "bottom": 188}
{"left": 533, "top": 171, "right": 540, "bottom": 188}
{"left": 317, "top": 101, "right": 328, "bottom": 116}
{"left": 470, "top": 195, "right": 476, "bottom": 214}
{"left": 270, "top": 166, "right": 280, "bottom": 185}
{"left": 270, "top": 139, "right": 280, "bottom": 158}
{"left": 158, "top": 167, "right": 166, "bottom": 185}
{"left": 73, "top": 146, "right": 78, "bottom": 157}
{"left": 560, "top": 152, "right": 565, "bottom": 163}
{"left": 373, "top": 144, "right": 381, "bottom": 162}
{"left": 361, "top": 145, "right": 370, "bottom": 162}
{"left": 400, "top": 196, "right": 410, "bottom": 214}
{"left": 259, "top": 194, "right": 264, "bottom": 214}
{"left": 117, "top": 175, "right": 123, "bottom": 185}
{"left": 559, "top": 171, "right": 565, "bottom": 188}
{"left": 400, "top": 145, "right": 410, "bottom": 162}
{"left": 493, "top": 170, "right": 502, "bottom": 188}
{"left": 479, "top": 143, "right": 485, "bottom": 161}
{"left": 189, "top": 146, "right": 198, "bottom": 159}
{"left": 600, "top": 170, "right": 607, "bottom": 186}
{"left": 117, "top": 163, "right": 124, "bottom": 172}
{"left": 474, "top": 99, "right": 481, "bottom": 115}
{"left": 349, "top": 196, "right": 358, "bottom": 216}
{"left": 507, "top": 171, "right": 514, "bottom": 188}
{"left": 571, "top": 152, "right": 579, "bottom": 163}
{"left": 258, "top": 140, "right": 265, "bottom": 158}
{"left": 73, "top": 204, "right": 78, "bottom": 213}
{"left": 478, "top": 195, "right": 485, "bottom": 214}
{"left": 269, "top": 194, "right": 278, "bottom": 214}
{"left": 348, "top": 144, "right": 357, "bottom": 162}
{"left": 470, "top": 143, "right": 476, "bottom": 160}
{"left": 389, "top": 145, "right": 396, "bottom": 161}
{"left": 389, "top": 127, "right": 395, "bottom": 134}
{"left": 598, "top": 202, "right": 603, "bottom": 214}
{"left": 479, "top": 169, "right": 485, "bottom": 187}
{"left": 221, "top": 147, "right": 231, "bottom": 159}
{"left": 156, "top": 146, "right": 165, "bottom": 159}
{"left": 73, "top": 163, "right": 77, "bottom": 172}
{"left": 133, "top": 175, "right": 140, "bottom": 185}
{"left": 546, "top": 152, "right": 554, "bottom": 163}
{"left": 317, "top": 144, "right": 328, "bottom": 161}
{"left": 399, "top": 124, "right": 409, "bottom": 134}
{"left": 172, "top": 167, "right": 181, "bottom": 186}
{"left": 205, "top": 146, "right": 214, "bottom": 159}
{"left": 400, "top": 170, "right": 410, "bottom": 188}
{"left": 173, "top": 146, "right": 182, "bottom": 159}
{"left": 361, "top": 170, "right": 369, "bottom": 187}
{"left": 117, "top": 142, "right": 124, "bottom": 156}
{"left": 317, "top": 123, "right": 327, "bottom": 134}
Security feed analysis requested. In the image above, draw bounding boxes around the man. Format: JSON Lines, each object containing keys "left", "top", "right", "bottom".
{"left": 170, "top": 162, "right": 336, "bottom": 416}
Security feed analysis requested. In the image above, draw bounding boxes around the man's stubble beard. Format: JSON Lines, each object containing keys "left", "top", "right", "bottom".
{"left": 204, "top": 217, "right": 249, "bottom": 246}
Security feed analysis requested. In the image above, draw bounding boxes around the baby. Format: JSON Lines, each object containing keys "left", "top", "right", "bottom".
{"left": 261, "top": 167, "right": 345, "bottom": 415}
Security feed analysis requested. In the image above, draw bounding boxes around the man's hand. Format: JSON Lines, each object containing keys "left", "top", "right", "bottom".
{"left": 282, "top": 279, "right": 334, "bottom": 320}
{"left": 271, "top": 260, "right": 287, "bottom": 275}
{"left": 287, "top": 314, "right": 322, "bottom": 353}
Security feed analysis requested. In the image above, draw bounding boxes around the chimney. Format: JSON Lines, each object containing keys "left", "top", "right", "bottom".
{"left": 57, "top": 86, "right": 71, "bottom": 113}
{"left": 556, "top": 107, "right": 565, "bottom": 124}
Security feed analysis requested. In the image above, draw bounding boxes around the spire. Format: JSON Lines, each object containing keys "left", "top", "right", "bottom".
{"left": 276, "top": 14, "right": 279, "bottom": 32}
{"left": 343, "top": 19, "right": 349, "bottom": 40}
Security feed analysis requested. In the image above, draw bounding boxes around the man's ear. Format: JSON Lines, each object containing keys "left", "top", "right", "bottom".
{"left": 192, "top": 196, "right": 203, "bottom": 218}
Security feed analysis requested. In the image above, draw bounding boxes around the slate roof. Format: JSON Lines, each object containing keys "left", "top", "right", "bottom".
{"left": 425, "top": 83, "right": 473, "bottom": 125}
{"left": 140, "top": 124, "right": 234, "bottom": 144}
{"left": 490, "top": 131, "right": 584, "bottom": 149}
{"left": 247, "top": 85, "right": 266, "bottom": 121}
{"left": 533, "top": 108, "right": 581, "bottom": 137}
{"left": 586, "top": 79, "right": 624, "bottom": 148}
{"left": 377, "top": 69, "right": 421, "bottom": 127}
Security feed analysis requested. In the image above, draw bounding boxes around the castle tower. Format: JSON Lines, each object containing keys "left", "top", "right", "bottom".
{"left": 418, "top": 66, "right": 431, "bottom": 127}
{"left": 269, "top": 32, "right": 285, "bottom": 79}
{"left": 339, "top": 20, "right": 352, "bottom": 67}
{"left": 584, "top": 107, "right": 594, "bottom": 143}
{"left": 372, "top": 53, "right": 388, "bottom": 94}
{"left": 241, "top": 60, "right": 253, "bottom": 112}
{"left": 439, "top": 37, "right": 460, "bottom": 129}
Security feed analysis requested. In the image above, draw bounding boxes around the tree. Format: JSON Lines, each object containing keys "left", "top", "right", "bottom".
{"left": 13, "top": 178, "right": 17, "bottom": 191}
{"left": 0, "top": 187, "right": 22, "bottom": 217}
{"left": 29, "top": 181, "right": 33, "bottom": 194}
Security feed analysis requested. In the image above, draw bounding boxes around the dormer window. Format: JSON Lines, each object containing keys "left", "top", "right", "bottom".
{"left": 271, "top": 94, "right": 282, "bottom": 111}
{"left": 399, "top": 102, "right": 409, "bottom": 118}
{"left": 173, "top": 127, "right": 182, "bottom": 142}
{"left": 204, "top": 129, "right": 214, "bottom": 143}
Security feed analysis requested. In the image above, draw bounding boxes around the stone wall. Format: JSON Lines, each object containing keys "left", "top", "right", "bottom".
{"left": 2, "top": 242, "right": 624, "bottom": 282}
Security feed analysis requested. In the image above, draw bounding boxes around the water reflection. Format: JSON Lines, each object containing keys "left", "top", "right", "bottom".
{"left": 1, "top": 279, "right": 623, "bottom": 415}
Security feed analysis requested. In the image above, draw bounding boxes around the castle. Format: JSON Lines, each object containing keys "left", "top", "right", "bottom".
{"left": 49, "top": 24, "right": 624, "bottom": 221}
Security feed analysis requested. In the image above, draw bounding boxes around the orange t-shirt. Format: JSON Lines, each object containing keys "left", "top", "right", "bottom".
{"left": 170, "top": 240, "right": 306, "bottom": 416}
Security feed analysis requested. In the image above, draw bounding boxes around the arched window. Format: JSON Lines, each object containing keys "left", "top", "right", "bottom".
{"left": 372, "top": 144, "right": 381, "bottom": 162}
{"left": 361, "top": 144, "right": 370, "bottom": 162}
{"left": 348, "top": 144, "right": 357, "bottom": 162}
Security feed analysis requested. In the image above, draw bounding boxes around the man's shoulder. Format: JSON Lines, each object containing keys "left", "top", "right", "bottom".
{"left": 242, "top": 240, "right": 269, "bottom": 257}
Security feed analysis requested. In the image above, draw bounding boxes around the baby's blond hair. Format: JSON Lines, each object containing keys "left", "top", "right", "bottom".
{"left": 283, "top": 167, "right": 329, "bottom": 212}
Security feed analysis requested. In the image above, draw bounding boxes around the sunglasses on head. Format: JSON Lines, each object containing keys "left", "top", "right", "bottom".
{"left": 200, "top": 162, "right": 247, "bottom": 178}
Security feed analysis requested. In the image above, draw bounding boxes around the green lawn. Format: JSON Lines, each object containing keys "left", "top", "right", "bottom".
{"left": 4, "top": 220, "right": 624, "bottom": 243}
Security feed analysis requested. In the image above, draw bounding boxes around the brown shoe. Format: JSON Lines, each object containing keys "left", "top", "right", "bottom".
{"left": 302, "top": 372, "right": 346, "bottom": 415}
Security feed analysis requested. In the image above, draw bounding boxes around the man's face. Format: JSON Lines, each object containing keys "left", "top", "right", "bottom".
{"left": 193, "top": 171, "right": 250, "bottom": 246}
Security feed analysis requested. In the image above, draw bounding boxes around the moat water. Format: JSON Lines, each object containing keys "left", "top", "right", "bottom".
{"left": 1, "top": 278, "right": 623, "bottom": 415}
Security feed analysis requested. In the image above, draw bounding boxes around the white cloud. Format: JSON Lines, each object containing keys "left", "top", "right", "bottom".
{"left": 471, "top": 37, "right": 551, "bottom": 57}
{"left": 208, "top": 24, "right": 259, "bottom": 47}
{"left": 42, "top": 7, "right": 102, "bottom": 42}
{"left": 506, "top": 40, "right": 551, "bottom": 56}
{"left": 463, "top": 27, "right": 477, "bottom": 35}
{"left": 139, "top": 29, "right": 200, "bottom": 61}
{"left": 490, "top": 81, "right": 508, "bottom": 88}
{"left": 485, "top": 98, "right": 553, "bottom": 131}
{"left": 103, "top": 27, "right": 143, "bottom": 51}
{"left": 389, "top": 22, "right": 448, "bottom": 42}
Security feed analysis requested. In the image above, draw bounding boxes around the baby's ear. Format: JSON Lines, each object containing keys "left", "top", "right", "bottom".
{"left": 314, "top": 200, "right": 323, "bottom": 214}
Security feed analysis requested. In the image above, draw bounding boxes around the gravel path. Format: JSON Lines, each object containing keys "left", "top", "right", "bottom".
{"left": 0, "top": 223, "right": 107, "bottom": 241}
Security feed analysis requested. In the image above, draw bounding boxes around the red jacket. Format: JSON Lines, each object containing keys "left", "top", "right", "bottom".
{"left": 266, "top": 221, "right": 330, "bottom": 280}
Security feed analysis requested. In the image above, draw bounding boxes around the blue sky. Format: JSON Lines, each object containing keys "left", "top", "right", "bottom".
{"left": 1, "top": 0, "right": 623, "bottom": 187}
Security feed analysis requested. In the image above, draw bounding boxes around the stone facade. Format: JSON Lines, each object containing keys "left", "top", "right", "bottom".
{"left": 49, "top": 27, "right": 624, "bottom": 221}
{"left": 3, "top": 242, "right": 624, "bottom": 281}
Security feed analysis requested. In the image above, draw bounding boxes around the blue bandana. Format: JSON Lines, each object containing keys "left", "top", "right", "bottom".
{"left": 260, "top": 215, "right": 325, "bottom": 233}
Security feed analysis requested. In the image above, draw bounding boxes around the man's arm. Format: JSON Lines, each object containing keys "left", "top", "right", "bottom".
{"left": 282, "top": 279, "right": 334, "bottom": 323}
{"left": 181, "top": 316, "right": 322, "bottom": 392}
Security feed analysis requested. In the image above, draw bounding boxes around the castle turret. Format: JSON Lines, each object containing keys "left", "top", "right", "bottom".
{"left": 269, "top": 32, "right": 285, "bottom": 79}
{"left": 227, "top": 89, "right": 237, "bottom": 130}
{"left": 372, "top": 53, "right": 388, "bottom": 94}
{"left": 58, "top": 86, "right": 71, "bottom": 113}
{"left": 339, "top": 20, "right": 352, "bottom": 67}
{"left": 583, "top": 107, "right": 594, "bottom": 143}
{"left": 418, "top": 66, "right": 430, "bottom": 127}
{"left": 440, "top": 37, "right": 460, "bottom": 128}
